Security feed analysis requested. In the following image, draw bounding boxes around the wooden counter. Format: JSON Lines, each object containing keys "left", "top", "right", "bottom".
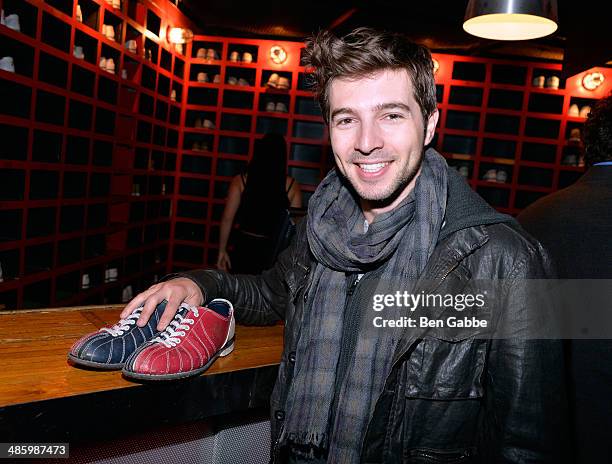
{"left": 0, "top": 305, "right": 283, "bottom": 442}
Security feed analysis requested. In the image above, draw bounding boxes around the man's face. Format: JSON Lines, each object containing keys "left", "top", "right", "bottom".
{"left": 328, "top": 69, "right": 438, "bottom": 208}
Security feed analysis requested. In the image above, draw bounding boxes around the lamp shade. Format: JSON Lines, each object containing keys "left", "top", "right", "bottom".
{"left": 463, "top": 0, "right": 558, "bottom": 41}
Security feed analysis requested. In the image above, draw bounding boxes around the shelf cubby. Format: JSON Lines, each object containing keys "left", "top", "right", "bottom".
{"left": 93, "top": 140, "right": 113, "bottom": 166}
{"left": 95, "top": 107, "right": 116, "bottom": 135}
{"left": 449, "top": 86, "right": 483, "bottom": 107}
{"left": 0, "top": 78, "right": 31, "bottom": 119}
{"left": 524, "top": 117, "right": 560, "bottom": 139}
{"left": 0, "top": 210, "right": 22, "bottom": 241}
{"left": 528, "top": 93, "right": 564, "bottom": 114}
{"left": 216, "top": 158, "right": 246, "bottom": 177}
{"left": 485, "top": 114, "right": 520, "bottom": 135}
{"left": 491, "top": 64, "right": 527, "bottom": 86}
{"left": 74, "top": 28, "right": 98, "bottom": 65}
{"left": 442, "top": 134, "right": 477, "bottom": 155}
{"left": 452, "top": 61, "right": 486, "bottom": 82}
{"left": 179, "top": 177, "right": 210, "bottom": 197}
{"left": 192, "top": 41, "right": 223, "bottom": 60}
{"left": 41, "top": 12, "right": 71, "bottom": 53}
{"left": 227, "top": 43, "right": 258, "bottom": 63}
{"left": 2, "top": 0, "right": 38, "bottom": 38}
{"left": 63, "top": 171, "right": 87, "bottom": 198}
{"left": 220, "top": 113, "right": 251, "bottom": 132}
{"left": 78, "top": 0, "right": 100, "bottom": 31}
{"left": 144, "top": 37, "right": 158, "bottom": 64}
{"left": 174, "top": 57, "right": 185, "bottom": 79}
{"left": 187, "top": 87, "right": 218, "bottom": 106}
{"left": 45, "top": 0, "right": 73, "bottom": 17}
{"left": 71, "top": 64, "right": 96, "bottom": 96}
{"left": 181, "top": 155, "right": 212, "bottom": 174}
{"left": 145, "top": 9, "right": 161, "bottom": 37}
{"left": 68, "top": 99, "right": 93, "bottom": 130}
{"left": 160, "top": 47, "right": 172, "bottom": 71}
{"left": 27, "top": 207, "right": 56, "bottom": 238}
{"left": 222, "top": 90, "right": 253, "bottom": 109}
{"left": 157, "top": 73, "right": 170, "bottom": 96}
{"left": 482, "top": 138, "right": 516, "bottom": 159}
{"left": 1, "top": 35, "right": 35, "bottom": 77}
{"left": 32, "top": 129, "right": 63, "bottom": 163}
{"left": 65, "top": 135, "right": 90, "bottom": 164}
{"left": 0, "top": 249, "right": 19, "bottom": 280}
{"left": 0, "top": 124, "right": 28, "bottom": 161}
{"left": 488, "top": 89, "right": 523, "bottom": 110}
{"left": 291, "top": 143, "right": 323, "bottom": 163}
{"left": 60, "top": 205, "right": 85, "bottom": 233}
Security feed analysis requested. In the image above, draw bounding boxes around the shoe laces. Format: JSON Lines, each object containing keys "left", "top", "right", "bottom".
{"left": 152, "top": 304, "right": 199, "bottom": 348}
{"left": 100, "top": 306, "right": 143, "bottom": 337}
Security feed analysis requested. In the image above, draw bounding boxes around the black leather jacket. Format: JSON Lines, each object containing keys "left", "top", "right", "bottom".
{"left": 181, "top": 171, "right": 568, "bottom": 463}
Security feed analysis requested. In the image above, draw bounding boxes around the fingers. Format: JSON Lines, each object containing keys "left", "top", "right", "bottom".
{"left": 120, "top": 284, "right": 160, "bottom": 318}
{"left": 217, "top": 253, "right": 231, "bottom": 272}
{"left": 156, "top": 293, "right": 183, "bottom": 331}
{"left": 131, "top": 278, "right": 204, "bottom": 330}
{"left": 138, "top": 290, "right": 171, "bottom": 328}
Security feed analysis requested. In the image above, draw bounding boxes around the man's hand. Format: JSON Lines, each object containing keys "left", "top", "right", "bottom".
{"left": 119, "top": 278, "right": 204, "bottom": 331}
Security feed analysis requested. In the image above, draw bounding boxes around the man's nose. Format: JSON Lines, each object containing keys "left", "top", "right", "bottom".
{"left": 354, "top": 120, "right": 383, "bottom": 155}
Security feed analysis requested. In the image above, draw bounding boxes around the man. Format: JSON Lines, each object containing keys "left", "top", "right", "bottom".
{"left": 519, "top": 94, "right": 612, "bottom": 463}
{"left": 122, "top": 28, "right": 566, "bottom": 462}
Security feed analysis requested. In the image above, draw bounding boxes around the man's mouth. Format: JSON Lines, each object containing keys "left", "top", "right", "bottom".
{"left": 357, "top": 162, "right": 390, "bottom": 174}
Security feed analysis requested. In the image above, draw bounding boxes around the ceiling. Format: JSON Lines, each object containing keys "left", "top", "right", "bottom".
{"left": 178, "top": 0, "right": 611, "bottom": 79}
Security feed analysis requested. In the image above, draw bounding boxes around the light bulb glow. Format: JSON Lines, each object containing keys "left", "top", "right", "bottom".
{"left": 463, "top": 13, "right": 557, "bottom": 40}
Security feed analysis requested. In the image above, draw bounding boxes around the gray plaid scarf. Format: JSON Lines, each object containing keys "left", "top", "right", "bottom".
{"left": 282, "top": 149, "right": 448, "bottom": 462}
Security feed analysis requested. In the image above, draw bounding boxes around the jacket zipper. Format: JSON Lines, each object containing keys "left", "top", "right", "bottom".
{"left": 347, "top": 273, "right": 362, "bottom": 296}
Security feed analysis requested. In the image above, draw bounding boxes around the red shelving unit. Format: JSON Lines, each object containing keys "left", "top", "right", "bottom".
{"left": 1, "top": 0, "right": 610, "bottom": 308}
{"left": 0, "top": 0, "right": 193, "bottom": 309}
{"left": 431, "top": 54, "right": 610, "bottom": 214}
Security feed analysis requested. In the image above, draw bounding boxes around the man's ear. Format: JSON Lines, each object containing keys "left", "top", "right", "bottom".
{"left": 424, "top": 109, "right": 439, "bottom": 146}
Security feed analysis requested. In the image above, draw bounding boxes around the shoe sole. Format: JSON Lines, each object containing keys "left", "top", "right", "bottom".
{"left": 122, "top": 337, "right": 235, "bottom": 381}
{"left": 67, "top": 353, "right": 125, "bottom": 370}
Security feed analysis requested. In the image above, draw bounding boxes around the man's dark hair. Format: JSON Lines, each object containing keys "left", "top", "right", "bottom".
{"left": 302, "top": 27, "right": 437, "bottom": 124}
{"left": 584, "top": 93, "right": 612, "bottom": 166}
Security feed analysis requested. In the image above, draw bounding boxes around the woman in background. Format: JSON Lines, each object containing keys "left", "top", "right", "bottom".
{"left": 217, "top": 133, "right": 302, "bottom": 273}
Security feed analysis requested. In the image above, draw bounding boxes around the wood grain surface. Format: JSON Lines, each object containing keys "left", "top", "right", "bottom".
{"left": 0, "top": 305, "right": 283, "bottom": 408}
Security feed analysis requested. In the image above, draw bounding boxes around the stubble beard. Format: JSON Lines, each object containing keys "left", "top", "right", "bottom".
{"left": 342, "top": 149, "right": 425, "bottom": 208}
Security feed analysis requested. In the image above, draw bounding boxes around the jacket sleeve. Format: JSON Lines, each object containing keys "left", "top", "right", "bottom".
{"left": 480, "top": 243, "right": 570, "bottom": 463}
{"left": 167, "top": 220, "right": 308, "bottom": 326}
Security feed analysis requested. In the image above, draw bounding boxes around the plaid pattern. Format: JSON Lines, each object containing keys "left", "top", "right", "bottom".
{"left": 282, "top": 149, "right": 449, "bottom": 462}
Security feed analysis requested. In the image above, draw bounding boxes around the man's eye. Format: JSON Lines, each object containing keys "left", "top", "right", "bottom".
{"left": 336, "top": 118, "right": 354, "bottom": 125}
{"left": 385, "top": 113, "right": 404, "bottom": 120}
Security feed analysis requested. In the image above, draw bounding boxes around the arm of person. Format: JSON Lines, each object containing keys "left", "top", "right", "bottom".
{"left": 287, "top": 177, "right": 303, "bottom": 209}
{"left": 120, "top": 219, "right": 308, "bottom": 330}
{"left": 217, "top": 175, "right": 243, "bottom": 271}
{"left": 480, "top": 246, "right": 569, "bottom": 463}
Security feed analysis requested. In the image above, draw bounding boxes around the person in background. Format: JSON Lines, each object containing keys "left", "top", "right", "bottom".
{"left": 518, "top": 93, "right": 612, "bottom": 463}
{"left": 216, "top": 133, "right": 302, "bottom": 274}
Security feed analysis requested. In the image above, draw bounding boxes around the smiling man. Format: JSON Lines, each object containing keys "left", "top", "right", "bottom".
{"left": 121, "top": 28, "right": 567, "bottom": 463}
{"left": 329, "top": 68, "right": 436, "bottom": 221}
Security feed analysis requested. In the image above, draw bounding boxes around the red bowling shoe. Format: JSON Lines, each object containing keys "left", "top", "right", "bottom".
{"left": 122, "top": 298, "right": 235, "bottom": 381}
